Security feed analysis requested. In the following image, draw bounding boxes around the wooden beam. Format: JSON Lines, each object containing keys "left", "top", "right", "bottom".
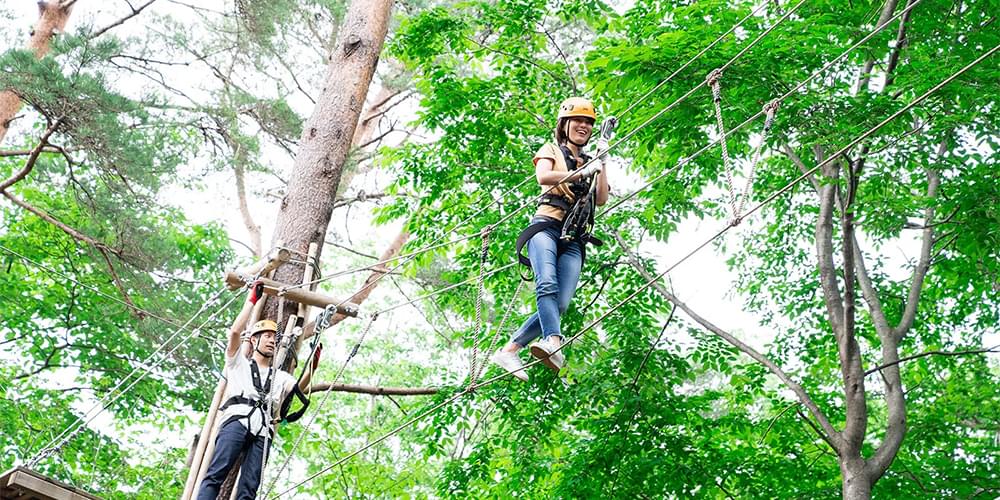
{"left": 224, "top": 272, "right": 359, "bottom": 317}
{"left": 225, "top": 249, "right": 291, "bottom": 291}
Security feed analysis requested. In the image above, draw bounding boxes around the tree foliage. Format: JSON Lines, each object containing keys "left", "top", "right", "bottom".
{"left": 1, "top": 0, "right": 997, "bottom": 498}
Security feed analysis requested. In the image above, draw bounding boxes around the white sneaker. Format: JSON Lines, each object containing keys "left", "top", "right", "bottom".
{"left": 490, "top": 350, "right": 529, "bottom": 381}
{"left": 529, "top": 338, "right": 565, "bottom": 373}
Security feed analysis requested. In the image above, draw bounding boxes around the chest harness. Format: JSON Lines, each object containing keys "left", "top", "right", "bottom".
{"left": 515, "top": 145, "right": 604, "bottom": 274}
{"left": 219, "top": 362, "right": 275, "bottom": 436}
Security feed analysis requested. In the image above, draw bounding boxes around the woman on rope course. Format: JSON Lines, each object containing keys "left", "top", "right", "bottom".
{"left": 491, "top": 96, "right": 611, "bottom": 380}
{"left": 197, "top": 283, "right": 320, "bottom": 500}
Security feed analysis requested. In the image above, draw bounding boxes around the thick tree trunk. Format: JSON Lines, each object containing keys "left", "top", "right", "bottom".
{"left": 265, "top": 0, "right": 393, "bottom": 316}
{"left": 215, "top": 3, "right": 392, "bottom": 498}
{"left": 0, "top": 1, "right": 74, "bottom": 143}
{"left": 841, "top": 457, "right": 872, "bottom": 500}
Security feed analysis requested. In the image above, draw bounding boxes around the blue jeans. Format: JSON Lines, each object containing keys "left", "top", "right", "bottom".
{"left": 197, "top": 419, "right": 267, "bottom": 500}
{"left": 511, "top": 218, "right": 583, "bottom": 346}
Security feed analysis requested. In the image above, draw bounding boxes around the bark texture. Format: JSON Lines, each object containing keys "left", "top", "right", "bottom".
{"left": 0, "top": 1, "right": 74, "bottom": 143}
{"left": 265, "top": 0, "right": 393, "bottom": 313}
{"left": 213, "top": 3, "right": 393, "bottom": 498}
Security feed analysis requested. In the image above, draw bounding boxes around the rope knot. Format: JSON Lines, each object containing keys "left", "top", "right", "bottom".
{"left": 706, "top": 68, "right": 724, "bottom": 89}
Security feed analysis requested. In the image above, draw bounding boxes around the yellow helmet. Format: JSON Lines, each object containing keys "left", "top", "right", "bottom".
{"left": 250, "top": 319, "right": 278, "bottom": 335}
{"left": 557, "top": 97, "right": 596, "bottom": 122}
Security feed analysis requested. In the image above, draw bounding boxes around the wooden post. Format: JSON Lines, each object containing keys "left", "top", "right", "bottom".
{"left": 181, "top": 378, "right": 226, "bottom": 500}
{"left": 275, "top": 242, "right": 319, "bottom": 374}
{"left": 223, "top": 272, "right": 360, "bottom": 317}
{"left": 297, "top": 243, "right": 320, "bottom": 315}
{"left": 187, "top": 296, "right": 267, "bottom": 499}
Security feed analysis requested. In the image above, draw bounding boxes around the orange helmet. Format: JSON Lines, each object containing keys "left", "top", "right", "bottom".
{"left": 250, "top": 319, "right": 277, "bottom": 336}
{"left": 557, "top": 97, "right": 596, "bottom": 122}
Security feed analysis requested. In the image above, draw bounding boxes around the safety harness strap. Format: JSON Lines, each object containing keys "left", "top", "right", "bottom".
{"left": 279, "top": 384, "right": 310, "bottom": 424}
{"left": 220, "top": 362, "right": 274, "bottom": 436}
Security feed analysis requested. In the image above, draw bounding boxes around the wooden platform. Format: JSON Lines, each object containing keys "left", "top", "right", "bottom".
{"left": 0, "top": 467, "right": 101, "bottom": 500}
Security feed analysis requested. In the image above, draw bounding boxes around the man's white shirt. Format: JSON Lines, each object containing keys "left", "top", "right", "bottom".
{"left": 218, "top": 351, "right": 297, "bottom": 436}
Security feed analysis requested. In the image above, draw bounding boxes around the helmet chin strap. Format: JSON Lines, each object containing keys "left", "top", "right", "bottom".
{"left": 564, "top": 122, "right": 590, "bottom": 148}
{"left": 251, "top": 337, "right": 274, "bottom": 358}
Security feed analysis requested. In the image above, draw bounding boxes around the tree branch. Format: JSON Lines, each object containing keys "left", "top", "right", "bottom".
{"left": 781, "top": 142, "right": 819, "bottom": 192}
{"left": 89, "top": 0, "right": 160, "bottom": 40}
{"left": 0, "top": 191, "right": 148, "bottom": 319}
{"left": 306, "top": 382, "right": 438, "bottom": 396}
{"left": 324, "top": 239, "right": 379, "bottom": 260}
{"left": 0, "top": 146, "right": 63, "bottom": 157}
{"left": 865, "top": 344, "right": 999, "bottom": 376}
{"left": 612, "top": 231, "right": 842, "bottom": 452}
{"left": 0, "top": 120, "right": 62, "bottom": 191}
{"left": 226, "top": 133, "right": 263, "bottom": 258}
{"left": 839, "top": 159, "right": 869, "bottom": 456}
{"left": 816, "top": 159, "right": 845, "bottom": 334}
{"left": 96, "top": 246, "right": 144, "bottom": 319}
{"left": 537, "top": 22, "right": 578, "bottom": 93}
{"left": 893, "top": 156, "right": 942, "bottom": 340}
{"left": 857, "top": 0, "right": 901, "bottom": 92}
{"left": 464, "top": 36, "right": 573, "bottom": 91}
{"left": 359, "top": 90, "right": 412, "bottom": 127}
{"left": 790, "top": 144, "right": 894, "bottom": 334}
{"left": 332, "top": 191, "right": 401, "bottom": 210}
{"left": 356, "top": 125, "right": 398, "bottom": 150}
{"left": 884, "top": 0, "right": 919, "bottom": 88}
{"left": 865, "top": 158, "right": 940, "bottom": 476}
{"left": 0, "top": 191, "right": 121, "bottom": 259}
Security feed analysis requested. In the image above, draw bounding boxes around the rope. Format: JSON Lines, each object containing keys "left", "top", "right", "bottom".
{"left": 0, "top": 244, "right": 204, "bottom": 333}
{"left": 598, "top": 0, "right": 927, "bottom": 218}
{"left": 475, "top": 278, "right": 526, "bottom": 381}
{"left": 708, "top": 67, "right": 781, "bottom": 224}
{"left": 29, "top": 287, "right": 238, "bottom": 468}
{"left": 279, "top": 0, "right": 804, "bottom": 296}
{"left": 468, "top": 227, "right": 492, "bottom": 389}
{"left": 706, "top": 68, "right": 738, "bottom": 219}
{"left": 269, "top": 42, "right": 998, "bottom": 495}
{"left": 261, "top": 312, "right": 379, "bottom": 498}
{"left": 737, "top": 100, "right": 780, "bottom": 219}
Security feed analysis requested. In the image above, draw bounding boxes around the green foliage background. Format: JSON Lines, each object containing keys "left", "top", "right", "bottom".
{"left": 1, "top": 0, "right": 997, "bottom": 498}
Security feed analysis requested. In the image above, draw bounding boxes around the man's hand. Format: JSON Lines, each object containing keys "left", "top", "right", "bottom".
{"left": 249, "top": 280, "right": 265, "bottom": 305}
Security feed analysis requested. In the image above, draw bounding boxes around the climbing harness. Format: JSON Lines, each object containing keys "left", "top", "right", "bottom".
{"left": 219, "top": 361, "right": 275, "bottom": 437}
{"left": 707, "top": 69, "right": 780, "bottom": 225}
{"left": 515, "top": 117, "right": 617, "bottom": 278}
